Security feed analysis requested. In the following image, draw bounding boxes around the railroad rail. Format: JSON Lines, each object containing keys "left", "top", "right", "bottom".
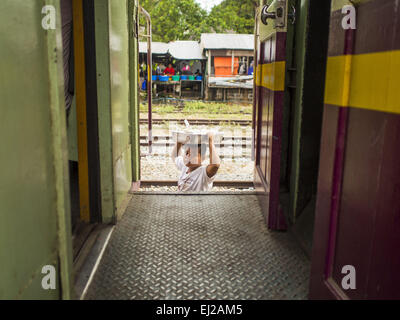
{"left": 140, "top": 153, "right": 252, "bottom": 159}
{"left": 141, "top": 142, "right": 250, "bottom": 148}
{"left": 139, "top": 180, "right": 254, "bottom": 188}
{"left": 139, "top": 118, "right": 252, "bottom": 126}
{"left": 140, "top": 135, "right": 251, "bottom": 141}
{"left": 140, "top": 135, "right": 252, "bottom": 148}
{"left": 140, "top": 134, "right": 255, "bottom": 159}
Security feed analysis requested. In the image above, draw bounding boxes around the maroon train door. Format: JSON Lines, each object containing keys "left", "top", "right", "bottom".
{"left": 253, "top": 0, "right": 288, "bottom": 230}
{"left": 310, "top": 0, "right": 400, "bottom": 299}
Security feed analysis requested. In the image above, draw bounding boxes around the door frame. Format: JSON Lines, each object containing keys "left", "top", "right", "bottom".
{"left": 253, "top": 0, "right": 292, "bottom": 230}
{"left": 48, "top": 0, "right": 74, "bottom": 299}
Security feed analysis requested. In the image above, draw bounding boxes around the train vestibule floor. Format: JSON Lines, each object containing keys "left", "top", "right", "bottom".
{"left": 83, "top": 194, "right": 310, "bottom": 300}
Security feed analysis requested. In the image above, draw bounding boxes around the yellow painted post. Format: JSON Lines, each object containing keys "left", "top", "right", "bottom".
{"left": 72, "top": 0, "right": 90, "bottom": 222}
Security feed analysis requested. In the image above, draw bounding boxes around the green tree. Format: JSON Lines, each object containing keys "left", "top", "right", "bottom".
{"left": 139, "top": 0, "right": 257, "bottom": 42}
{"left": 140, "top": 0, "right": 210, "bottom": 42}
{"left": 206, "top": 0, "right": 258, "bottom": 34}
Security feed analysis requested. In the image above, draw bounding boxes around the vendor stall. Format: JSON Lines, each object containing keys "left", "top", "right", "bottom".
{"left": 200, "top": 33, "right": 254, "bottom": 103}
{"left": 139, "top": 40, "right": 206, "bottom": 99}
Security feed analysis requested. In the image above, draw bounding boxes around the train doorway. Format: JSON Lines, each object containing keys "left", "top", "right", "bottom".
{"left": 252, "top": 0, "right": 332, "bottom": 262}
{"left": 136, "top": 14, "right": 255, "bottom": 192}
{"left": 82, "top": 0, "right": 319, "bottom": 299}
{"left": 253, "top": 0, "right": 292, "bottom": 231}
{"left": 62, "top": 0, "right": 107, "bottom": 295}
{"left": 133, "top": 0, "right": 330, "bottom": 256}
{"left": 78, "top": 0, "right": 331, "bottom": 300}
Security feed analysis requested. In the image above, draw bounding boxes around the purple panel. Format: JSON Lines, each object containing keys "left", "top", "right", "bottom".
{"left": 255, "top": 89, "right": 263, "bottom": 166}
{"left": 267, "top": 91, "right": 285, "bottom": 230}
{"left": 263, "top": 39, "right": 272, "bottom": 181}
{"left": 327, "top": 10, "right": 346, "bottom": 57}
{"left": 266, "top": 31, "right": 287, "bottom": 230}
{"left": 265, "top": 84, "right": 274, "bottom": 184}
{"left": 311, "top": 0, "right": 400, "bottom": 300}
{"left": 330, "top": 109, "right": 400, "bottom": 300}
{"left": 275, "top": 32, "right": 286, "bottom": 61}
{"left": 309, "top": 105, "right": 340, "bottom": 299}
{"left": 253, "top": 68, "right": 261, "bottom": 166}
{"left": 331, "top": 107, "right": 383, "bottom": 299}
{"left": 254, "top": 21, "right": 287, "bottom": 231}
{"left": 354, "top": 0, "right": 400, "bottom": 54}
{"left": 367, "top": 114, "right": 400, "bottom": 299}
{"left": 259, "top": 87, "right": 269, "bottom": 178}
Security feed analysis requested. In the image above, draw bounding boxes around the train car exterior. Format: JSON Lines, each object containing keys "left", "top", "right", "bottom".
{"left": 310, "top": 0, "right": 400, "bottom": 299}
{"left": 253, "top": 0, "right": 400, "bottom": 299}
{"left": 0, "top": 0, "right": 73, "bottom": 299}
{"left": 0, "top": 0, "right": 140, "bottom": 299}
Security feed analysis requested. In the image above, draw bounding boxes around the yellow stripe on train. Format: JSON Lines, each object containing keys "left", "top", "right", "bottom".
{"left": 255, "top": 61, "right": 286, "bottom": 91}
{"left": 325, "top": 50, "right": 400, "bottom": 114}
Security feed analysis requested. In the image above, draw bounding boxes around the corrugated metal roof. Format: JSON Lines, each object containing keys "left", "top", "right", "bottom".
{"left": 139, "top": 42, "right": 169, "bottom": 55}
{"left": 139, "top": 34, "right": 254, "bottom": 58}
{"left": 200, "top": 33, "right": 254, "bottom": 51}
{"left": 168, "top": 41, "right": 205, "bottom": 60}
{"left": 139, "top": 41, "right": 206, "bottom": 60}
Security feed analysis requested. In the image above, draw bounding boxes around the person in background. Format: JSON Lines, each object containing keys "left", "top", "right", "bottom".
{"left": 181, "top": 63, "right": 191, "bottom": 75}
{"left": 163, "top": 63, "right": 176, "bottom": 76}
{"left": 140, "top": 62, "right": 146, "bottom": 78}
{"left": 248, "top": 61, "right": 254, "bottom": 76}
{"left": 239, "top": 62, "right": 246, "bottom": 75}
{"left": 155, "top": 64, "right": 161, "bottom": 76}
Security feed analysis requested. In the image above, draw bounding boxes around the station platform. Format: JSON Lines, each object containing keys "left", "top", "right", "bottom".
{"left": 83, "top": 194, "right": 310, "bottom": 300}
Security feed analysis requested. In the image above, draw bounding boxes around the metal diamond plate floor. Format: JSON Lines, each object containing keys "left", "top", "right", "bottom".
{"left": 84, "top": 194, "right": 310, "bottom": 300}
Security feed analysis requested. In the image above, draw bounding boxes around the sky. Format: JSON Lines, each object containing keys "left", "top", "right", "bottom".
{"left": 195, "top": 0, "right": 224, "bottom": 12}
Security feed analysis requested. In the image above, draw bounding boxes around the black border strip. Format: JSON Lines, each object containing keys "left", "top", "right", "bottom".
{"left": 83, "top": 0, "right": 102, "bottom": 223}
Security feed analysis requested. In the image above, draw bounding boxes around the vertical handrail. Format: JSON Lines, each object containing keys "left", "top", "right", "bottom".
{"left": 252, "top": 7, "right": 260, "bottom": 162}
{"left": 139, "top": 6, "right": 152, "bottom": 153}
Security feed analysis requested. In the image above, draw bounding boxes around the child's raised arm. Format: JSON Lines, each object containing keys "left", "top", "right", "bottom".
{"left": 171, "top": 142, "right": 183, "bottom": 163}
{"left": 206, "top": 133, "right": 221, "bottom": 178}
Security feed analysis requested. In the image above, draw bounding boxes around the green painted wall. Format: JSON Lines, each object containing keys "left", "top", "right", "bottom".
{"left": 95, "top": 0, "right": 138, "bottom": 222}
{"left": 94, "top": 0, "right": 116, "bottom": 224}
{"left": 0, "top": 0, "right": 73, "bottom": 299}
{"left": 109, "top": 0, "right": 133, "bottom": 210}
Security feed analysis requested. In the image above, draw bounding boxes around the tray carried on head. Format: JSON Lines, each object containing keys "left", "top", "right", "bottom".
{"left": 172, "top": 129, "right": 222, "bottom": 145}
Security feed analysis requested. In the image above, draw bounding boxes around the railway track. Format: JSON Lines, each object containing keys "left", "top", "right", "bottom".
{"left": 140, "top": 153, "right": 252, "bottom": 159}
{"left": 140, "top": 135, "right": 250, "bottom": 141}
{"left": 139, "top": 180, "right": 254, "bottom": 188}
{"left": 139, "top": 135, "right": 252, "bottom": 148}
{"left": 140, "top": 135, "right": 254, "bottom": 159}
{"left": 140, "top": 118, "right": 251, "bottom": 126}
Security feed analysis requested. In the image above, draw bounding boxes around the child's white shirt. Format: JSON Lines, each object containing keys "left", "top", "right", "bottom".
{"left": 175, "top": 156, "right": 215, "bottom": 192}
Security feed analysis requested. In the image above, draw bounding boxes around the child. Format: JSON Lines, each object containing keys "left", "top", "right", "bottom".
{"left": 171, "top": 133, "right": 221, "bottom": 192}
